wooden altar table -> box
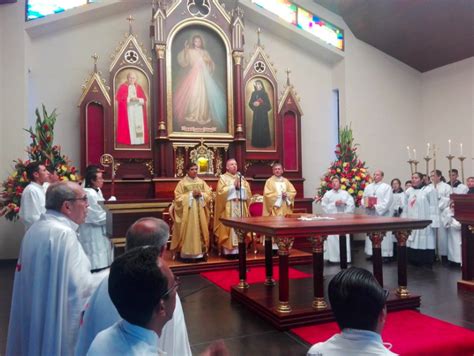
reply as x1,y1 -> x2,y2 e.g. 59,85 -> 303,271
221,214 -> 431,329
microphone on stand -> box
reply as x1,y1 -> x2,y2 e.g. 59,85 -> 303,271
237,172 -> 243,217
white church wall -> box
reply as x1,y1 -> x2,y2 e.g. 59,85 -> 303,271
420,57 -> 474,180
0,1 -> 30,259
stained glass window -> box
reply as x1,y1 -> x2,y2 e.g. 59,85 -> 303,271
252,0 -> 297,25
27,0 -> 96,21
251,0 -> 344,51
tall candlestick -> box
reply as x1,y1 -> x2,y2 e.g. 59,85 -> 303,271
448,139 -> 452,155
426,143 -> 430,157
407,146 -> 411,159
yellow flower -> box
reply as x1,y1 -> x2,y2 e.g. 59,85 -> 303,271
341,185 -> 346,190
12,171 -> 18,177
358,191 -> 364,196
62,176 -> 69,181
348,188 -> 354,194
355,176 -> 361,181
336,168 -> 341,173
343,162 -> 349,167
321,181 -> 327,186
360,168 -> 366,173
341,177 -> 347,183
70,174 -> 76,182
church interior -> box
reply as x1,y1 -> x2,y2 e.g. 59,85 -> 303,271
0,0 -> 473,354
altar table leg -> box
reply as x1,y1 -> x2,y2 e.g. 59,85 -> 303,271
395,230 -> 411,297
276,237 -> 294,313
237,229 -> 249,289
311,236 -> 328,310
339,234 -> 348,270
369,232 -> 385,287
264,236 -> 275,286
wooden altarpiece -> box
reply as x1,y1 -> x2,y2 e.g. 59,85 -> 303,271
78,1 -> 312,247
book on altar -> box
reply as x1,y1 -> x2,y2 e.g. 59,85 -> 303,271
364,196 -> 377,208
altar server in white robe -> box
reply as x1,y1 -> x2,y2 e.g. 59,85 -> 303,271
19,161 -> 49,229
429,169 -> 452,261
363,170 -> 394,258
76,217 -> 192,356
448,169 -> 468,194
321,176 -> 354,263
441,201 -> 462,264
7,182 -> 108,356
403,172 -> 439,266
78,165 -> 114,270
389,178 -> 407,250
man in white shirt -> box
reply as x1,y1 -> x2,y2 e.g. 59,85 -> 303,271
7,182 -> 107,356
87,247 -> 177,355
19,161 -> 50,229
76,217 -> 192,356
363,170 -> 394,260
448,169 -> 468,194
307,267 -> 397,356
321,176 -> 355,263
429,170 -> 452,263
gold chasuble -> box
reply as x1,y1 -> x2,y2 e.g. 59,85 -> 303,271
263,176 -> 297,216
170,176 -> 212,257
214,172 -> 252,251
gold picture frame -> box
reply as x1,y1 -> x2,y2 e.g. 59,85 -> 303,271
166,20 -> 234,140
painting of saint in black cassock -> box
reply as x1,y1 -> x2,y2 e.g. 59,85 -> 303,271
248,79 -> 272,148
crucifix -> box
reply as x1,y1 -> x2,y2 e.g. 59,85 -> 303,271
91,53 -> 99,73
286,68 -> 291,86
127,15 -> 135,35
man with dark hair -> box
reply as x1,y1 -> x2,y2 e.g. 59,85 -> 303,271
448,169 -> 468,194
308,267 -> 397,355
75,217 -> 192,356
19,161 -> 50,228
7,182 -> 107,356
87,246 -> 176,355
466,176 -> 474,194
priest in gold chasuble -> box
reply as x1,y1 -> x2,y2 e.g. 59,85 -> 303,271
214,159 -> 252,256
171,163 -> 212,260
263,163 -> 297,217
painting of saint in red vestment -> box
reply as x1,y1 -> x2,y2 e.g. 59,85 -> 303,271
115,70 -> 150,148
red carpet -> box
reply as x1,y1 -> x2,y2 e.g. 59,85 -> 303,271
201,266 -> 311,292
291,310 -> 474,355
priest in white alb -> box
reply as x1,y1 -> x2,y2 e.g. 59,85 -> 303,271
403,172 -> 439,266
362,170 -> 394,260
429,169 -> 452,262
19,161 -> 49,229
321,176 -> 355,263
7,182 -> 108,356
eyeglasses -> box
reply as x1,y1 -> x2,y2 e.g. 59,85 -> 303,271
66,195 -> 88,202
160,276 -> 180,299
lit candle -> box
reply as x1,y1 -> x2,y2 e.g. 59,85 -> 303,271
413,148 -> 417,160
407,146 -> 411,159
448,139 -> 452,155
426,143 -> 430,157
460,143 -> 463,156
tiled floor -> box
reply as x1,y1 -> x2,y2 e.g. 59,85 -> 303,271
1,243 -> 473,355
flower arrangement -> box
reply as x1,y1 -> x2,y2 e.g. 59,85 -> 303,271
316,125 -> 371,207
0,105 -> 79,221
